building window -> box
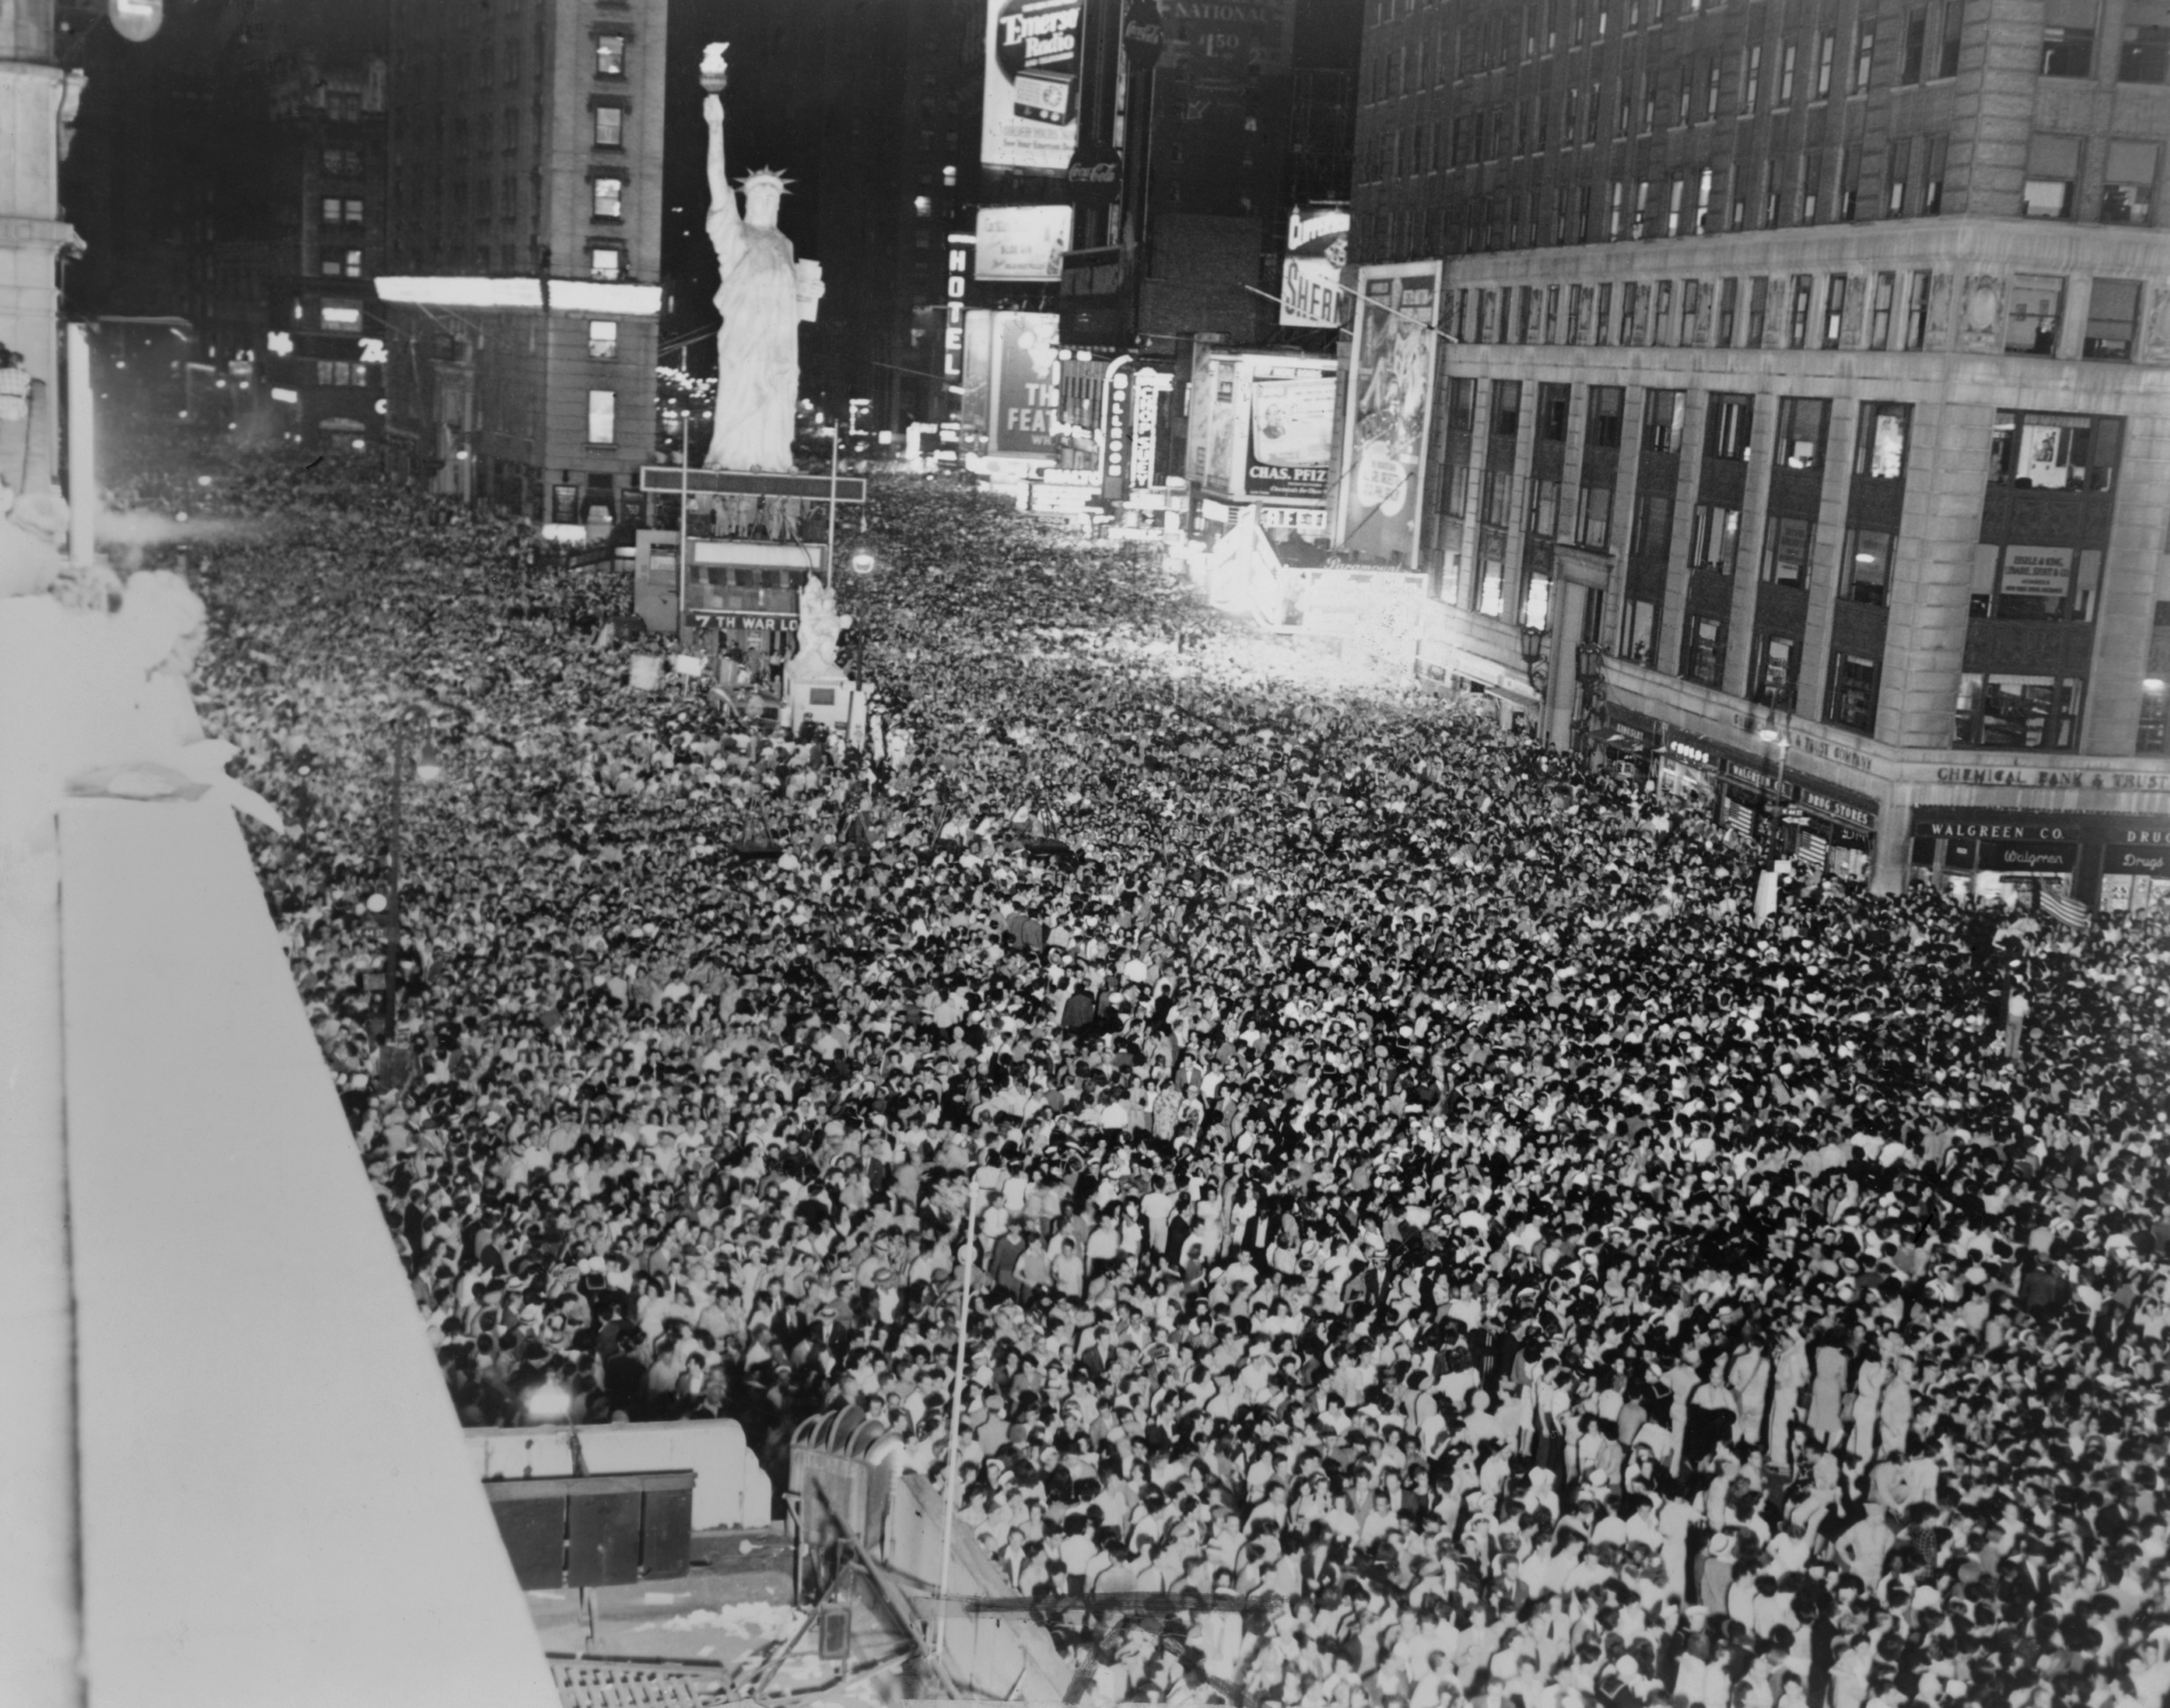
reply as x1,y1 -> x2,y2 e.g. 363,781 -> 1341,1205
322,147 -> 362,177
1743,42 -> 1762,108
1954,674 -> 2084,749
1761,515 -> 1817,585
592,177 -> 625,220
2005,273 -> 2065,354
1775,396 -> 1829,470
2138,678 -> 2169,751
321,196 -> 363,225
1717,277 -> 1738,345
1644,389 -> 1686,451
1476,531 -> 1509,615
1923,136 -> 1948,212
1620,598 -> 1658,663
588,320 -> 618,360
1527,477 -> 1562,536
1977,543 -> 2102,621
1538,383 -> 1572,441
1826,651 -> 1881,730
1869,272 -> 1897,347
1904,269 -> 1931,348
1815,29 -> 1837,95
588,243 -> 625,280
1689,502 -> 1743,571
1482,467 -> 1514,527
2102,140 -> 2158,221
587,388 -> 617,445
1493,380 -> 1523,439
1707,393 -> 1754,460
1940,0 -> 1964,73
1857,403 -> 1911,479
595,34 -> 627,76
2024,135 -> 2082,218
2125,0 -> 2170,77
1822,275 -> 1847,346
1596,282 -> 1613,344
594,105 -> 626,147
321,248 -> 363,278
1753,634 -> 1800,706
1855,23 -> 1877,88
1843,529 -> 1894,605
320,299 -> 362,331
1448,375 -> 1478,435
2083,279 -> 2141,358
1631,491 -> 1675,555
1521,564 -> 1554,629
1577,483 -> 1614,548
1779,39 -> 1798,101
1788,274 -> 1815,347
2041,0 -> 2096,73
1587,384 -> 1625,447
1988,409 -> 2120,490
1684,615 -> 1727,685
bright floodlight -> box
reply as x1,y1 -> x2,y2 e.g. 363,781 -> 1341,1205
848,547 -> 877,575
525,1382 -> 573,1423
365,892 -> 388,913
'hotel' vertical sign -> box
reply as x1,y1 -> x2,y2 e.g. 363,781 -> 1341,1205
943,234 -> 974,408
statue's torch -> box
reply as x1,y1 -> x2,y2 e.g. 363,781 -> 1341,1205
699,42 -> 729,94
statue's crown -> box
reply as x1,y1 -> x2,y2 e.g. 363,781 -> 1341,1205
739,169 -> 792,196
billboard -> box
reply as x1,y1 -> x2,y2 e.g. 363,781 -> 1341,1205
1245,371 -> 1336,497
1155,1 -> 1296,214
989,310 -> 1061,458
974,205 -> 1073,282
981,0 -> 1083,172
1337,262 -> 1440,564
1280,204 -> 1349,328
960,307 -> 995,454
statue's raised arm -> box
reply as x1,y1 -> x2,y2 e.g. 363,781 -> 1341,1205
703,90 -> 744,277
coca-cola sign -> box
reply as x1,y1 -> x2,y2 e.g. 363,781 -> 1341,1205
1065,143 -> 1121,202
1123,0 -> 1165,64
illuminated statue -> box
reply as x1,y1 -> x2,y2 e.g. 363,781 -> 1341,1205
701,44 -> 806,479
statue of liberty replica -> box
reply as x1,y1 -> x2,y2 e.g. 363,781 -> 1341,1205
699,44 -> 822,538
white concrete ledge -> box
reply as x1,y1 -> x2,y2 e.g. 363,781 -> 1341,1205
59,798 -> 559,1708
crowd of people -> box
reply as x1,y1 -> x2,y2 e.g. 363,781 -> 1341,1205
138,440 -> 2168,1707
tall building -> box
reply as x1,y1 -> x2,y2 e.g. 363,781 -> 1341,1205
0,0 -> 76,495
1349,0 -> 2170,906
382,0 -> 665,528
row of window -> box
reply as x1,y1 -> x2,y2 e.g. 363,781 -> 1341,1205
1435,268 -> 2145,362
1366,0 -> 1963,93
2024,134 -> 2161,224
2039,0 -> 2170,80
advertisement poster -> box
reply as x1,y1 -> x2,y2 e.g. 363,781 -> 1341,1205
1245,370 -> 1336,498
981,0 -> 1082,172
1999,545 -> 2073,598
1337,262 -> 1440,564
959,308 -> 995,455
1280,204 -> 1349,328
974,205 -> 1073,282
1156,1 -> 1296,214
989,310 -> 1061,458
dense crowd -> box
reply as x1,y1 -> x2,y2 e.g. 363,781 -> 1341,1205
141,443 -> 2170,1708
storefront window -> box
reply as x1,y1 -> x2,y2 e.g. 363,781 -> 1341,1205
1826,649 -> 1880,730
1842,529 -> 1893,603
1953,672 -> 2085,748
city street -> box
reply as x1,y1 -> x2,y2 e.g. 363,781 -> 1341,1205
149,448 -> 2170,1707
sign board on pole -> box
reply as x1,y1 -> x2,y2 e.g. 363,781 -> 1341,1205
973,205 -> 1073,282
1280,204 -> 1349,328
981,0 -> 1083,172
1337,262 -> 1441,566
